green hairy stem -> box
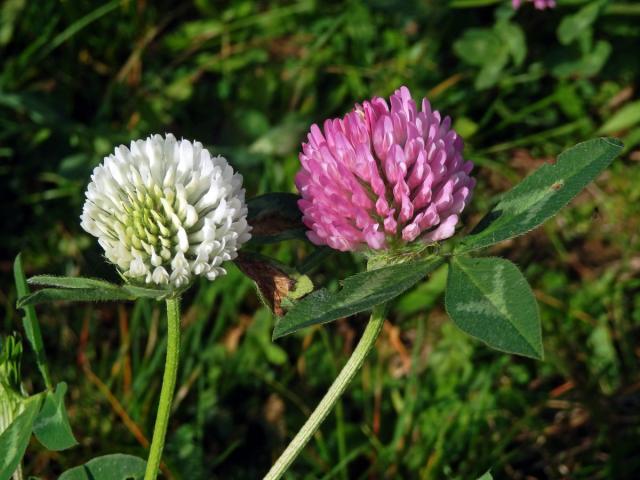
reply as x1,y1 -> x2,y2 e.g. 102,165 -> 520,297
263,303 -> 388,480
144,297 -> 181,480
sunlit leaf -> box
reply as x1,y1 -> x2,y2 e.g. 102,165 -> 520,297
33,382 -> 77,451
445,256 -> 542,359
0,395 -> 43,480
27,275 -> 120,290
273,257 -> 444,339
17,287 -> 135,308
457,138 -> 623,253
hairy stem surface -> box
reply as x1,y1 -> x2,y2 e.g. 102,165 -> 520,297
263,304 -> 387,480
144,297 -> 181,480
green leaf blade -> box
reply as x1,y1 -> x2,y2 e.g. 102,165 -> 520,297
273,257 -> 444,339
28,275 -> 120,290
33,382 -> 78,451
457,138 -> 623,254
0,395 -> 43,480
445,257 -> 543,360
13,254 -> 52,389
17,287 -> 135,308
59,454 -> 146,480
122,285 -> 171,300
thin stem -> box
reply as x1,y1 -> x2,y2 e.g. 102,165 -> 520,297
144,297 -> 181,480
263,304 -> 387,480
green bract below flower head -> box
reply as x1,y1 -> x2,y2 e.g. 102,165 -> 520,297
81,134 -> 252,289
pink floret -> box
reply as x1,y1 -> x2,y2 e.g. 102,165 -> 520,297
295,86 -> 476,252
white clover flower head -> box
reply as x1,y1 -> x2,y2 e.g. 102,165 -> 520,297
81,133 -> 252,289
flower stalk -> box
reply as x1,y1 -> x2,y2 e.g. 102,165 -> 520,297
144,297 -> 181,480
263,302 -> 388,480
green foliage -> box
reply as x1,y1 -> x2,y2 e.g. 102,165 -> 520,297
396,264 -> 448,316
13,254 -> 52,389
552,1 -> 611,79
454,16 -> 527,89
17,287 -> 136,307
273,257 -> 444,339
18,275 -> 176,307
446,257 -> 542,359
2,0 -> 640,478
557,1 -> 603,45
457,138 -> 622,253
33,382 -> 78,451
0,334 -> 23,390
28,275 -> 122,290
59,454 -> 146,480
0,395 -> 43,480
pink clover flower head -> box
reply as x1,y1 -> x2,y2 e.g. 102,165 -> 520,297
512,0 -> 556,10
295,86 -> 476,252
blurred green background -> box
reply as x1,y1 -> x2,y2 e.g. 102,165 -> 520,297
2,0 -> 640,478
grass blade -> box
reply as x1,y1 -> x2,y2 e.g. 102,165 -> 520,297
13,253 -> 53,390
